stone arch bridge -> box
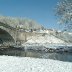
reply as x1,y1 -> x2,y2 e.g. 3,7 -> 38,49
0,22 -> 27,46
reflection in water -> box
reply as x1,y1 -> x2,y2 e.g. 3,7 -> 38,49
0,47 -> 72,62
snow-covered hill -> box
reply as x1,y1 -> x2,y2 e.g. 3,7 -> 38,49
22,30 -> 72,45
26,34 -> 65,44
52,31 -> 72,43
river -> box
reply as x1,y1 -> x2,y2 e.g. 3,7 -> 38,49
0,47 -> 72,62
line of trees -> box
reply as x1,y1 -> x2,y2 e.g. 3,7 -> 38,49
0,16 -> 44,30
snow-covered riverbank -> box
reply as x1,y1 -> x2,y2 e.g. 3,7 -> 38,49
0,56 -> 72,72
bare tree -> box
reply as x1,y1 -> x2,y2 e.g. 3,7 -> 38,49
56,0 -> 72,31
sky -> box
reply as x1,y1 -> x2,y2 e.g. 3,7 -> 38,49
0,0 -> 63,30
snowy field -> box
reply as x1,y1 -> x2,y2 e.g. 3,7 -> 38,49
0,56 -> 72,72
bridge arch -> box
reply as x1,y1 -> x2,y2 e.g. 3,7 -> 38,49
0,22 -> 16,45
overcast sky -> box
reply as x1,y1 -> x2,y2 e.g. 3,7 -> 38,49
0,0 -> 63,30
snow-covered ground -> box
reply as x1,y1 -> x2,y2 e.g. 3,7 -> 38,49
0,56 -> 72,72
25,34 -> 64,44
21,34 -> 72,50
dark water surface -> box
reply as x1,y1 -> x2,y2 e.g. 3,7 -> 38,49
0,47 -> 72,62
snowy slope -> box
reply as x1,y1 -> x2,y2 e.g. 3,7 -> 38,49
0,56 -> 72,72
54,32 -> 72,43
25,34 -> 65,44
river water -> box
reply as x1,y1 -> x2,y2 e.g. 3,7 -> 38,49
0,47 -> 72,62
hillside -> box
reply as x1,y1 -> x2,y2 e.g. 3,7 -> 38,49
25,33 -> 65,44
52,31 -> 72,43
0,16 -> 72,44
21,30 -> 72,46
0,16 -> 44,30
